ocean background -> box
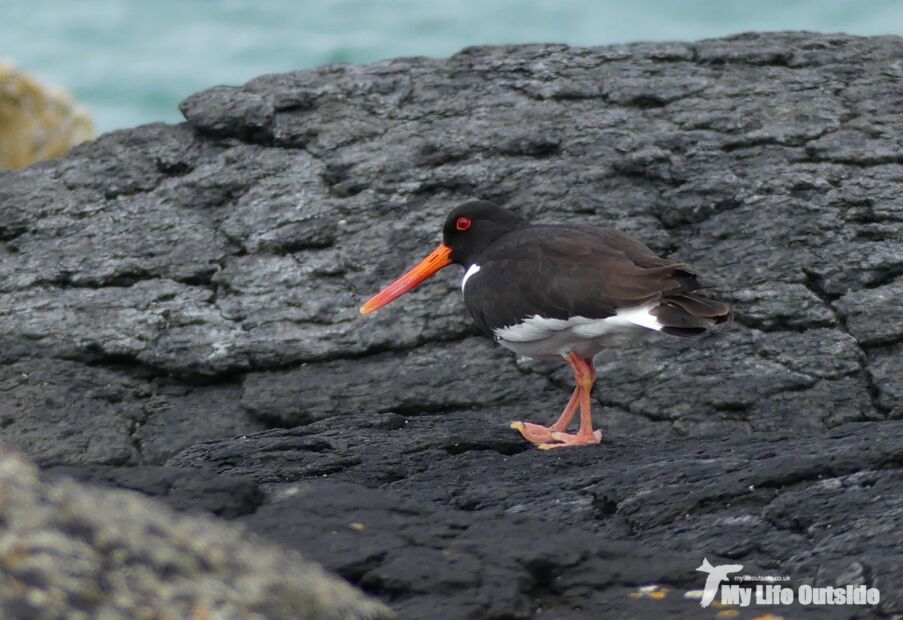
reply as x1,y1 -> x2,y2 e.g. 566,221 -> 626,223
3,0 -> 902,133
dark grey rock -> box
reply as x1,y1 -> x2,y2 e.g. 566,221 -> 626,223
0,359 -> 266,467
836,278 -> 903,347
240,337 -> 559,426
868,343 -> 903,418
46,464 -> 264,518
165,414 -> 902,619
1,31 -> 902,618
134,384 -> 266,464
0,359 -> 141,466
180,85 -> 275,143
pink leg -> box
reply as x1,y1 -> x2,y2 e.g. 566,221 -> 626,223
511,387 -> 580,444
539,354 -> 602,449
511,355 -> 602,448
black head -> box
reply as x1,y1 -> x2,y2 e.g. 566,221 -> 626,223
442,200 -> 529,267
359,200 -> 528,316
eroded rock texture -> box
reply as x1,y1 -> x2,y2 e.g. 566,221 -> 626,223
1,32 -> 902,618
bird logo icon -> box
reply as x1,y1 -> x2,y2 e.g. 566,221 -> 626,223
696,558 -> 744,607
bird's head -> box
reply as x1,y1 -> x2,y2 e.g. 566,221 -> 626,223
440,200 -> 528,267
359,200 -> 527,315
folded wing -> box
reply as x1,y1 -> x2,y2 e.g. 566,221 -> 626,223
463,225 -> 731,337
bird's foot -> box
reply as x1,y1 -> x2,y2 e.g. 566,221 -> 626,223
510,421 -> 558,444
537,429 -> 603,450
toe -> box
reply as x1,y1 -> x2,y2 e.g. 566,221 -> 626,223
541,430 -> 602,448
511,421 -> 554,444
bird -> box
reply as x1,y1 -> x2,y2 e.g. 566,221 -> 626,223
360,200 -> 731,449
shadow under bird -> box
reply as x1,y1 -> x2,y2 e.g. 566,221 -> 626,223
360,200 -> 731,449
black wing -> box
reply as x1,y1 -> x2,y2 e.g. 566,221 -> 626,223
462,225 -> 707,334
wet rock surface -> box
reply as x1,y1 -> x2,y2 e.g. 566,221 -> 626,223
1,32 -> 902,618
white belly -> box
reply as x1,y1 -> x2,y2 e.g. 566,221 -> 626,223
492,303 -> 663,360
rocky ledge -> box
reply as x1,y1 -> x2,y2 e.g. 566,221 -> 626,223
1,32 -> 902,619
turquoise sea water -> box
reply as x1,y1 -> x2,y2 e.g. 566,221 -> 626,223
2,0 -> 902,132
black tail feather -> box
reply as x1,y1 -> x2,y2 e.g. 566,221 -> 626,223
652,293 -> 732,338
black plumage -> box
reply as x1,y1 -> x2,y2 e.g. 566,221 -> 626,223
449,211 -> 731,338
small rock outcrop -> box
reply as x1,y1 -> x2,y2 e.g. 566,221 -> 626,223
1,32 -> 901,618
0,62 -> 94,170
0,448 -> 393,620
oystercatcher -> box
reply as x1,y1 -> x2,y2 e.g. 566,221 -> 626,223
360,200 -> 731,449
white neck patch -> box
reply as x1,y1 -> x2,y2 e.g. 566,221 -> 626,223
462,264 -> 481,291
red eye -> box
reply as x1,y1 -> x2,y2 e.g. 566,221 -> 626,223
456,216 -> 472,231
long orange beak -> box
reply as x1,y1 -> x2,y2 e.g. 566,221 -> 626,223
360,244 -> 454,316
